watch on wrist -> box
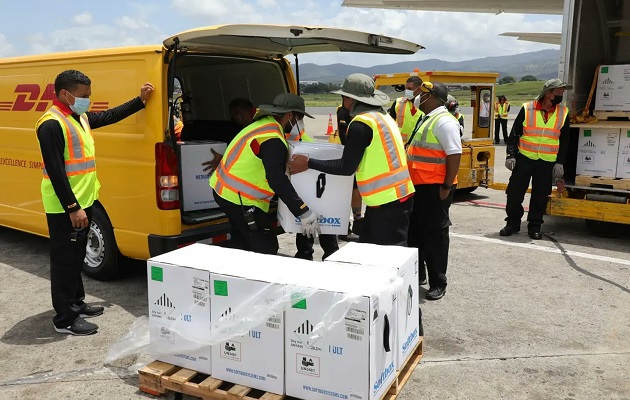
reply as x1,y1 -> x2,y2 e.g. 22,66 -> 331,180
441,183 -> 453,190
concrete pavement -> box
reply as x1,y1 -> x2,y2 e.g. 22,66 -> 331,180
0,109 -> 628,399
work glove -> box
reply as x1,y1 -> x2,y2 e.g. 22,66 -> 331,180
552,163 -> 564,181
505,157 -> 516,171
299,210 -> 320,239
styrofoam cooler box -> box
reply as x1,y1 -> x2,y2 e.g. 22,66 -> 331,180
595,64 -> 630,111
325,243 -> 420,370
210,273 -> 285,394
616,129 -> 630,179
179,141 -> 227,211
284,262 -> 398,400
278,142 -> 353,235
576,128 -> 620,177
147,261 -> 212,374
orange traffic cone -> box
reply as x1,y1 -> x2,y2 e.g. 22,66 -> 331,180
326,114 -> 334,135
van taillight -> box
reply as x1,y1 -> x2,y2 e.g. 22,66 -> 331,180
155,143 -> 180,210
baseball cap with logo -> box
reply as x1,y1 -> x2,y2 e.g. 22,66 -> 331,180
537,78 -> 573,99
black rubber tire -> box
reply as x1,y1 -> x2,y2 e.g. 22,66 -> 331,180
584,219 -> 626,238
455,186 -> 478,195
82,202 -> 120,280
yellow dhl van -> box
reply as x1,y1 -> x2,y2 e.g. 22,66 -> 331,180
0,24 -> 421,280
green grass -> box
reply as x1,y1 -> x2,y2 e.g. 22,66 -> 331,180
303,81 -> 544,108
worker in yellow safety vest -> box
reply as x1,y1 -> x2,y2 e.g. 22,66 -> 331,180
209,93 -> 320,254
406,81 -> 462,301
388,76 -> 425,143
445,94 -> 464,136
36,69 -> 154,335
289,73 -> 415,246
494,95 -> 511,144
501,79 -> 572,240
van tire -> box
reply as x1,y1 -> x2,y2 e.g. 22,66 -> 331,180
584,219 -> 625,238
83,202 -> 120,281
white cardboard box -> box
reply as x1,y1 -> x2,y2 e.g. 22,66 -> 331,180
278,142 -> 353,235
284,262 -> 398,400
575,128 -> 620,177
179,141 -> 227,212
325,243 -> 420,370
595,64 -> 630,112
616,128 -> 630,179
210,273 -> 285,394
147,261 -> 212,374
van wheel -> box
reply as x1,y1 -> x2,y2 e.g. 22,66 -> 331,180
83,203 -> 120,281
584,219 -> 625,238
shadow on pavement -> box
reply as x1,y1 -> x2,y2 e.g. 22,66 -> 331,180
0,226 -> 149,320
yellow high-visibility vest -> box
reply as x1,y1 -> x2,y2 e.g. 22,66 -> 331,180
352,111 -> 414,206
519,101 -> 568,162
395,97 -> 424,143
36,106 -> 99,214
209,116 -> 287,212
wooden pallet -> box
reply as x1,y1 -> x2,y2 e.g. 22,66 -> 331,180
593,110 -> 630,120
138,337 -> 424,400
575,175 -> 630,191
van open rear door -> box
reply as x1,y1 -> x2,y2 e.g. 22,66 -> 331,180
163,24 -> 423,57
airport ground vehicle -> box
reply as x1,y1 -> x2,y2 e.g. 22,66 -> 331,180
374,70 -> 499,193
0,24 -> 421,279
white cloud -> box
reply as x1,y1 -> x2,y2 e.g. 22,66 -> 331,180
172,0 -> 256,18
0,33 -> 15,57
257,0 -> 278,8
73,12 -> 93,26
116,15 -> 151,30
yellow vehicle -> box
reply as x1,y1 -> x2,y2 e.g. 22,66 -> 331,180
374,70 -> 499,193
0,24 -> 421,279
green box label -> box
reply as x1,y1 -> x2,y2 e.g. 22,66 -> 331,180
151,266 -> 163,282
601,66 -> 609,74
627,130 -> 630,138
584,130 -> 592,137
214,280 -> 228,296
292,299 -> 307,309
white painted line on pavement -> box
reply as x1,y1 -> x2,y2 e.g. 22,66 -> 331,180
451,233 -> 630,267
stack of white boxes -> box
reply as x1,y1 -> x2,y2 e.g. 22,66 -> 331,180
575,127 -> 621,178
146,243 -> 419,399
277,142 -> 354,235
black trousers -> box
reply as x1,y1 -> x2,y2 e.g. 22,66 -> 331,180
213,190 -> 279,255
505,154 -> 554,231
295,234 -> 339,261
47,207 -> 92,328
360,197 -> 413,246
494,118 -> 508,142
408,184 -> 455,289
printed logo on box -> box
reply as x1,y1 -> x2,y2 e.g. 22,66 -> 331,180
372,362 -> 395,395
582,140 -> 596,148
297,353 -> 320,377
295,215 -> 343,227
221,340 -> 242,361
158,326 -> 175,344
581,155 -> 594,165
152,293 -> 177,320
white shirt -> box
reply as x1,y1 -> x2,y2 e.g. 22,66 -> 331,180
480,101 -> 490,118
426,106 -> 463,156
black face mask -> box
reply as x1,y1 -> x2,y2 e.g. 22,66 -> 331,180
550,96 -> 563,106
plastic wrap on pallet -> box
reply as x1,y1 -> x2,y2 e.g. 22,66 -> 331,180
105,244 -> 402,373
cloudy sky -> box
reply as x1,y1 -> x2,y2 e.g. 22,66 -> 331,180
0,0 -> 562,66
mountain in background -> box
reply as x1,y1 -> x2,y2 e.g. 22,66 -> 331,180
296,49 -> 560,83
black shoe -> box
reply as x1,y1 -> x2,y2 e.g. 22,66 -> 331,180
499,225 -> 520,236
528,231 -> 542,240
419,277 -> 427,286
426,287 -> 446,300
79,305 -> 104,318
494,140 -> 499,145
54,317 -> 98,335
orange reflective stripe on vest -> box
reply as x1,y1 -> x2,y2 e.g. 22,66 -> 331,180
42,107 -> 96,179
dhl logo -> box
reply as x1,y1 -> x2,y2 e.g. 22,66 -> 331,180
0,84 -> 108,112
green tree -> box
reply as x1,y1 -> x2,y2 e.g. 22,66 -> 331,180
499,76 -> 516,85
520,75 -> 538,82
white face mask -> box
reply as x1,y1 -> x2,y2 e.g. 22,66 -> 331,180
404,89 -> 415,100
289,119 -> 306,140
413,93 -> 429,109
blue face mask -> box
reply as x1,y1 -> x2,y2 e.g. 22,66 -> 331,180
67,92 -> 91,115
